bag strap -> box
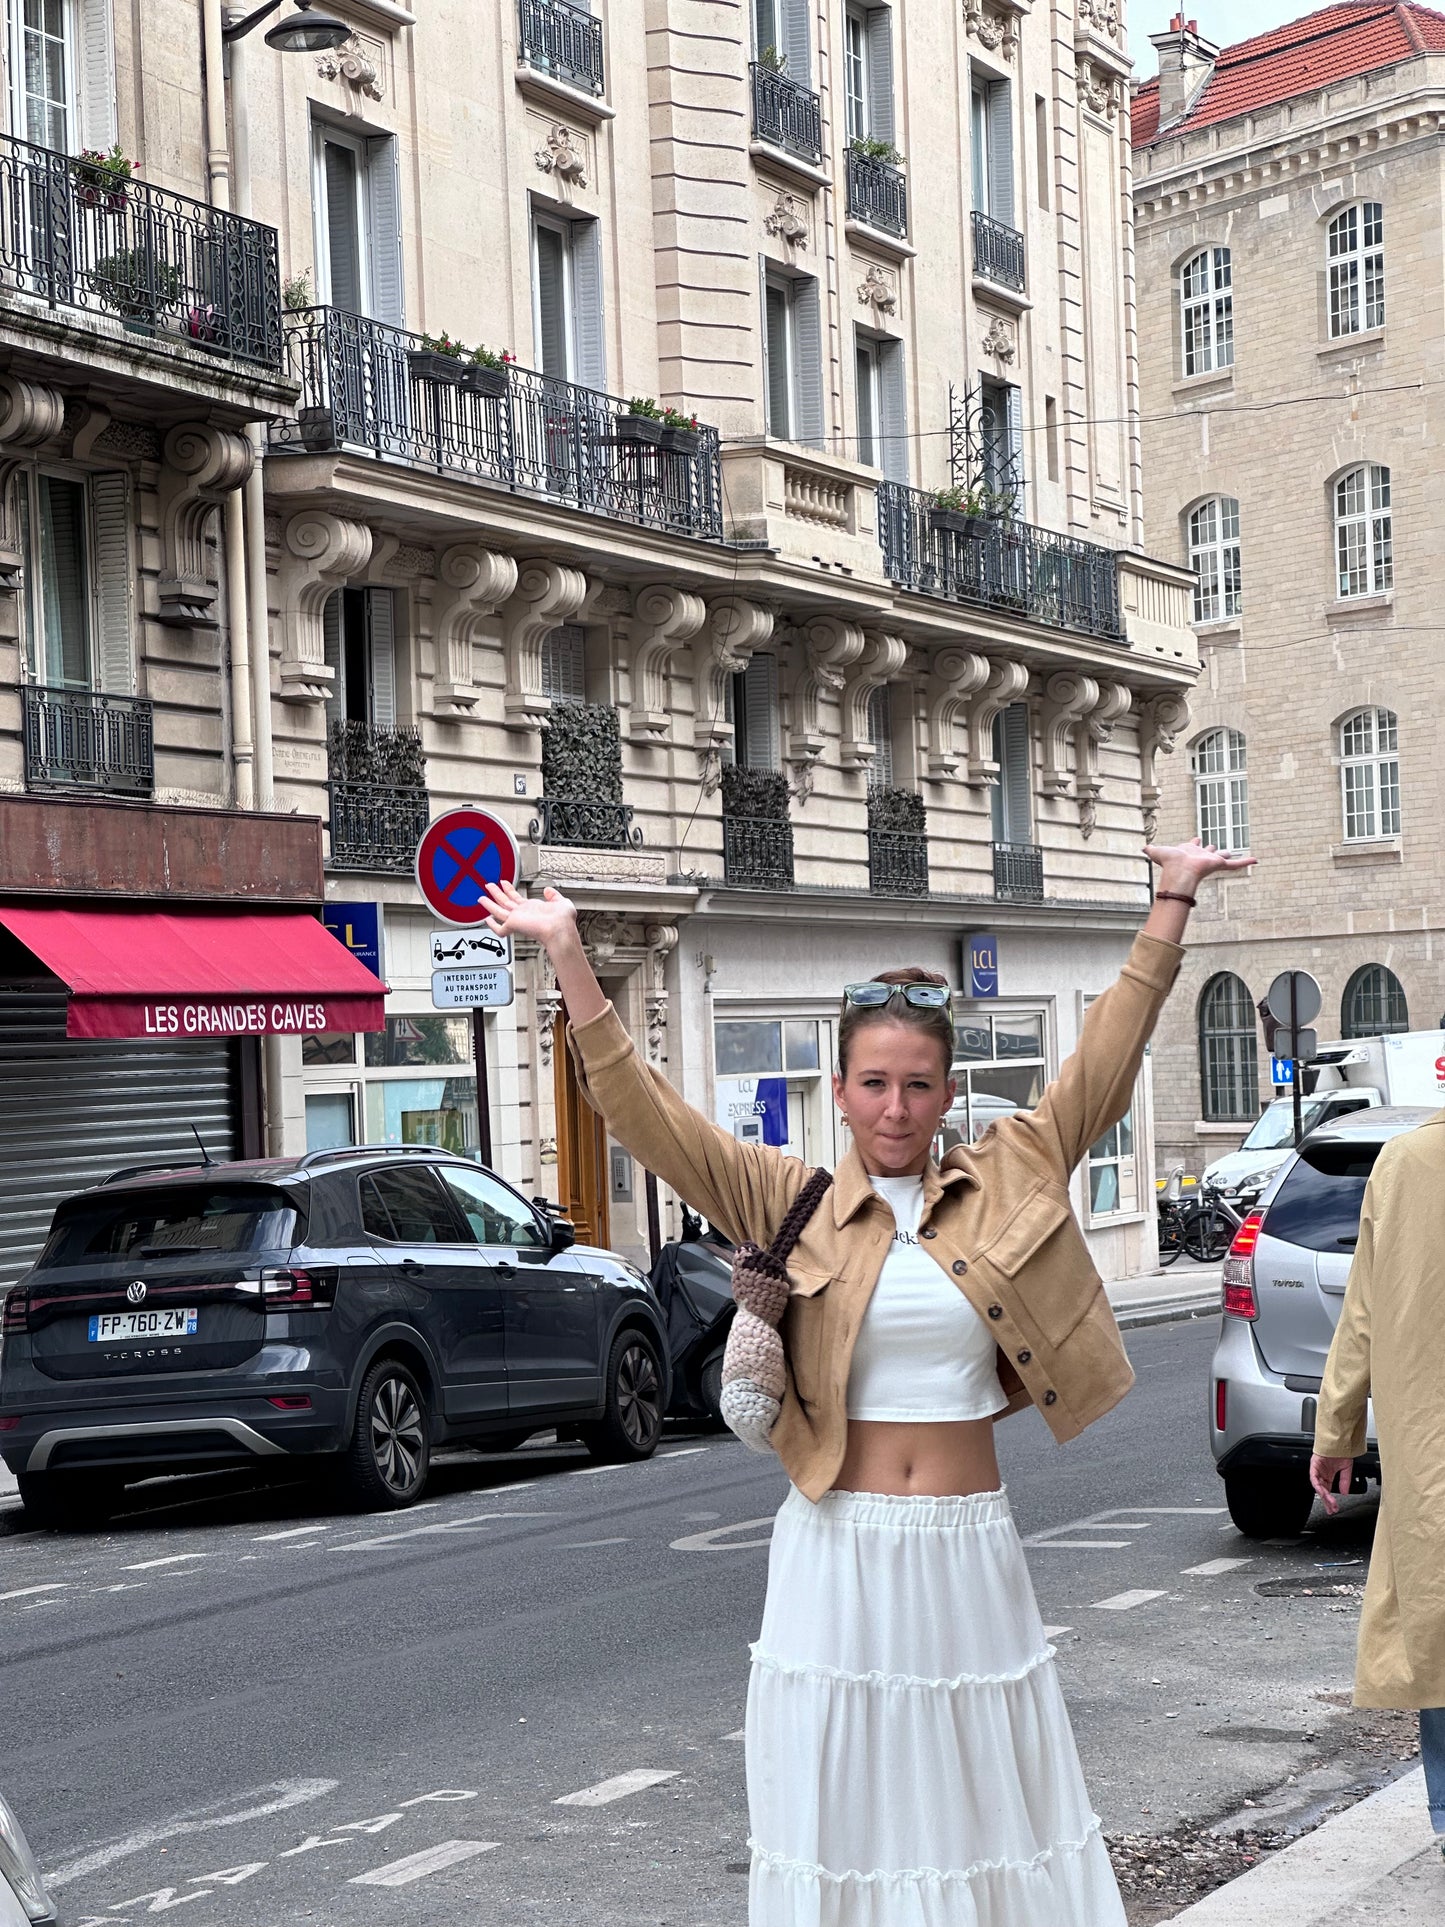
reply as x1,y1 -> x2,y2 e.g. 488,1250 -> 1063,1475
766,1167 -> 833,1266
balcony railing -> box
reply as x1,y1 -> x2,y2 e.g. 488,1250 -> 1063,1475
971,210 -> 1026,293
846,147 -> 907,238
993,840 -> 1044,902
723,815 -> 795,890
276,308 -> 724,542
869,828 -> 929,896
0,129 -> 281,368
530,796 -> 641,849
22,685 -> 154,796
518,0 -> 605,95
877,481 -> 1124,641
750,64 -> 823,165
326,721 -> 429,873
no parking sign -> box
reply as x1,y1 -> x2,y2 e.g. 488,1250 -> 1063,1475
414,808 -> 520,928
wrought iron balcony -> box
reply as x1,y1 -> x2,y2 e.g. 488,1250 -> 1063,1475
723,814 -> 795,890
276,308 -> 723,542
529,796 -> 641,849
518,0 -> 605,95
531,701 -> 639,848
22,685 -> 154,797
0,128 -> 281,368
993,840 -> 1044,902
750,64 -> 823,165
326,720 -> 429,873
877,481 -> 1124,641
867,785 -> 928,896
971,210 -> 1026,293
846,147 -> 907,239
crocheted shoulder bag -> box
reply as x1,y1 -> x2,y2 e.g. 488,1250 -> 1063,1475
719,1167 -> 833,1450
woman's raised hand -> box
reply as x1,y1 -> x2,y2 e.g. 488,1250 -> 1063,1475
483,880 -> 579,952
1143,835 -> 1257,891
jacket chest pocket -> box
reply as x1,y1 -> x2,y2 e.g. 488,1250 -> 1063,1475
781,1262 -> 831,1404
977,1188 -> 1098,1347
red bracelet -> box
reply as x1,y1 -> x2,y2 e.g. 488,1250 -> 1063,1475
1155,889 -> 1197,907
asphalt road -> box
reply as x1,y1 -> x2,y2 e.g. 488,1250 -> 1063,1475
0,1317 -> 1385,1927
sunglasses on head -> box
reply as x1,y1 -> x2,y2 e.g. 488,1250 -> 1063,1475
842,981 -> 952,1010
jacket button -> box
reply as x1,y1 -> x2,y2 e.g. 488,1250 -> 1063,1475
920,1226 -> 937,1239
1017,1349 -> 1032,1365
1043,1389 -> 1057,1406
951,1258 -> 968,1275
987,1303 -> 1003,1320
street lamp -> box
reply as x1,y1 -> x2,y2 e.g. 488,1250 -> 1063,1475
222,0 -> 351,51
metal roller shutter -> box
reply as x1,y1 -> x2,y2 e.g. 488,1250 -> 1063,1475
0,993 -> 240,1289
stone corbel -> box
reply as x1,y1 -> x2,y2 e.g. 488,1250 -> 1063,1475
502,560 -> 589,726
693,597 -> 773,789
629,584 -> 706,739
1041,670 -> 1101,799
1139,692 -> 1191,842
840,631 -> 907,772
644,921 -> 679,1063
277,511 -> 373,703
1075,683 -> 1132,839
965,659 -> 1030,784
156,423 -> 253,627
925,649 -> 992,779
787,616 -> 865,797
0,382 -> 58,583
431,543 -> 519,716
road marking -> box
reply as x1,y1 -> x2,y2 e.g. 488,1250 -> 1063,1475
329,1511 -> 555,1550
554,1769 -> 679,1807
0,1582 -> 67,1600
571,1463 -> 629,1475
671,1516 -> 775,1553
1023,1503 -> 1227,1548
660,1447 -> 710,1459
45,1779 -> 338,1890
120,1553 -> 207,1571
349,1840 -> 499,1887
724,1729 -> 746,1742
1075,1521 -> 1151,1531
253,1525 -> 331,1541
560,1537 -> 632,1548
1182,1556 -> 1253,1577
1028,1539 -> 1133,1549
1042,1624 -> 1073,1638
1091,1589 -> 1168,1611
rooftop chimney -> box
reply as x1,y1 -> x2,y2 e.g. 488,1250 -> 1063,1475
1149,14 -> 1219,128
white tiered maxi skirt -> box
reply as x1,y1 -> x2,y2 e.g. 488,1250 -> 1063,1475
745,1486 -> 1126,1927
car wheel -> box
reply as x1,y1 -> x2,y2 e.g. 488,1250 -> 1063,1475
1157,1215 -> 1185,1267
343,1358 -> 430,1510
1224,1468 -> 1315,1539
699,1350 -> 726,1428
17,1471 -> 122,1532
582,1331 -> 665,1463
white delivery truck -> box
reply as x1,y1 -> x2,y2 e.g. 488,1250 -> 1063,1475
1201,1029 -> 1445,1203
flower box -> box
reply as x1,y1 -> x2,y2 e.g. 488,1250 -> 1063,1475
463,363 -> 510,398
660,425 -> 701,455
407,349 -> 468,386
927,507 -> 984,539
298,406 -> 337,452
612,412 -> 669,447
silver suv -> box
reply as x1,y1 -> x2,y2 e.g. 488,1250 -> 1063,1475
1208,1106 -> 1437,1538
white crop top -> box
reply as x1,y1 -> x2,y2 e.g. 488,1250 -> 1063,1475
845,1174 -> 1007,1423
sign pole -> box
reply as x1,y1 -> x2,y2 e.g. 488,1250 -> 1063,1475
1290,974 -> 1303,1149
472,1006 -> 493,1167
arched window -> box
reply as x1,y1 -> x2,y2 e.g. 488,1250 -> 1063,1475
1338,706 -> 1400,841
1328,202 -> 1384,338
1190,727 -> 1249,852
1342,965 -> 1408,1039
1199,972 -> 1258,1123
1180,247 -> 1233,376
1334,465 -> 1392,598
1187,497 -> 1241,622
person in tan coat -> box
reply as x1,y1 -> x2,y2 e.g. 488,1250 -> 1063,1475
486,835 -> 1250,1927
1311,1114 -> 1445,1863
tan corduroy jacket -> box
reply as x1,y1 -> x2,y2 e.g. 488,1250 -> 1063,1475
569,930 -> 1184,1501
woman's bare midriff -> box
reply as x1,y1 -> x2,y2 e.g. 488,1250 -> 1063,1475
831,1417 -> 1001,1497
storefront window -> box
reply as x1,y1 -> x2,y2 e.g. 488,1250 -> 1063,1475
364,1016 -> 472,1069
364,1076 -> 478,1155
303,1033 -> 357,1068
716,1018 -> 820,1075
713,1016 -> 826,1157
305,1091 -> 355,1151
941,1010 -> 1047,1150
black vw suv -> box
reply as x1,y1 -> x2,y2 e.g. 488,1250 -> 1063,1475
0,1146 -> 669,1529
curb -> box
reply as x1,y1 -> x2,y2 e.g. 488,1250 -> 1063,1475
1113,1291 -> 1221,1331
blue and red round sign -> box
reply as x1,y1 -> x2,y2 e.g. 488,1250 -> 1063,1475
414,808 -> 521,927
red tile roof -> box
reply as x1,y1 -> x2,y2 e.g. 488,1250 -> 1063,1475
1132,2 -> 1445,145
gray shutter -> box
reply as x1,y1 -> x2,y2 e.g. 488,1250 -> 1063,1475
988,80 -> 1014,225
866,6 -> 894,146
543,624 -> 586,702
867,682 -> 893,786
323,142 -> 363,313
89,471 -> 132,696
744,652 -> 779,768
365,134 -> 404,326
1000,702 -> 1031,841
879,338 -> 908,482
78,0 -> 118,149
323,590 -> 344,727
762,263 -> 787,437
571,218 -> 606,391
535,222 -> 569,377
791,276 -> 824,449
781,0 -> 811,87
366,587 -> 397,729
1006,381 -> 1024,498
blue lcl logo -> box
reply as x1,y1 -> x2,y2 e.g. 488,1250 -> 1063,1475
967,934 -> 999,999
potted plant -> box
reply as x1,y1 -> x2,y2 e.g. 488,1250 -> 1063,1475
297,406 -> 337,452
407,330 -> 470,385
72,144 -> 135,211
282,270 -> 313,313
614,398 -> 701,451
848,134 -> 904,167
658,405 -> 701,453
927,484 -> 987,538
757,43 -> 787,72
464,344 -> 514,397
89,248 -> 181,325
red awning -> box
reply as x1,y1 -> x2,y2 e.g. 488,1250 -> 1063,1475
0,904 -> 387,1040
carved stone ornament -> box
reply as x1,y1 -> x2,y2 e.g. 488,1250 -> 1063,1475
0,376 -> 67,587
1139,692 -> 1191,842
630,584 -> 706,739
763,191 -> 809,250
789,616 -> 865,794
1076,56 -> 1119,119
1078,0 -> 1122,43
981,315 -> 1016,364
856,263 -> 897,318
963,0 -> 1018,62
644,922 -> 679,1064
966,660 -> 1030,783
535,124 -> 588,190
390,544 -> 437,579
503,561 -> 589,725
693,597 -> 774,773
841,631 -> 908,771
432,543 -> 520,716
156,422 -> 253,628
277,511 -> 373,703
926,649 -> 991,780
315,33 -> 383,100
93,418 -> 162,462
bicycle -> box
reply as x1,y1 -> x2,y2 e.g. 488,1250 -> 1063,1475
1180,1180 -> 1244,1262
1156,1166 -> 1188,1267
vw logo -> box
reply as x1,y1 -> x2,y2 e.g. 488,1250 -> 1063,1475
126,1280 -> 147,1305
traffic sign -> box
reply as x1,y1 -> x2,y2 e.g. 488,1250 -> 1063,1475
1272,1028 -> 1318,1064
415,809 -> 520,928
431,966 -> 515,1011
1271,1055 -> 1295,1086
430,927 -> 512,970
1265,970 -> 1321,1028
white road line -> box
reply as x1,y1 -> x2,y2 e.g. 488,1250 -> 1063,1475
570,1463 -> 629,1475
348,1840 -> 499,1887
660,1447 -> 710,1459
253,1525 -> 332,1542
0,1582 -> 67,1601
45,1778 -> 338,1890
554,1768 -> 679,1807
329,1511 -> 555,1550
1182,1556 -> 1253,1577
1090,1589 -> 1168,1612
559,1538 -> 632,1549
121,1553 -> 207,1571
724,1729 -> 746,1742
1073,1521 -> 1151,1531
1029,1539 -> 1133,1549
671,1517 -> 774,1553
1042,1624 -> 1074,1638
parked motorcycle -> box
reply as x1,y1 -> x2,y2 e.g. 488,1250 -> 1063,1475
0,1790 -> 55,1926
649,1206 -> 736,1424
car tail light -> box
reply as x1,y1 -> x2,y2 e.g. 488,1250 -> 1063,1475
1,1292 -> 27,1337
0,1415 -> 20,1432
1214,1379 -> 1227,1432
266,1394 -> 313,1410
260,1267 -> 336,1309
1221,1209 -> 1264,1319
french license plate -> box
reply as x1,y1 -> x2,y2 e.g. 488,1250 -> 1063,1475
88,1308 -> 199,1342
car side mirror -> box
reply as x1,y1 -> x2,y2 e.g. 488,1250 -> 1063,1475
548,1216 -> 576,1253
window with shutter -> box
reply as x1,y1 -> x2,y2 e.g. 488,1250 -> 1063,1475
364,134 -> 405,328
855,334 -> 879,466
366,587 -> 397,729
865,6 -> 894,147
790,276 -> 824,449
844,9 -> 867,141
781,0 -> 811,87
570,218 -> 606,392
8,0 -> 73,148
78,0 -> 117,150
986,78 -> 1014,224
317,135 -> 365,313
36,474 -> 91,689
542,624 -> 587,703
323,590 -> 344,728
867,683 -> 894,788
754,0 -> 779,57
990,703 -> 1032,843
89,470 -> 132,696
533,218 -> 572,378
878,337 -> 907,483
731,652 -> 780,769
764,273 -> 793,437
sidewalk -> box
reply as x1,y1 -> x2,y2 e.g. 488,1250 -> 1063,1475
1106,1256 -> 1222,1331
1164,1767 -> 1441,1923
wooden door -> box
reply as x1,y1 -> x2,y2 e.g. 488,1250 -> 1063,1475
554,1011 -> 610,1248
